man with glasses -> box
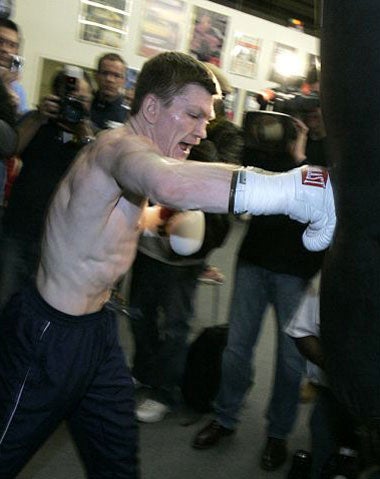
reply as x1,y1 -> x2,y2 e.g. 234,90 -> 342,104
0,18 -> 28,115
91,52 -> 129,131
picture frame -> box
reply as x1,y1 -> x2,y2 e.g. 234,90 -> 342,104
229,33 -> 261,78
78,0 -> 131,49
137,0 -> 186,58
188,6 -> 229,68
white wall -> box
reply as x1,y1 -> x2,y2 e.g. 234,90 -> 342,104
13,0 -> 319,123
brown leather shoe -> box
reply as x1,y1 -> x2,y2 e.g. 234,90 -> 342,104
192,420 -> 235,449
260,437 -> 287,471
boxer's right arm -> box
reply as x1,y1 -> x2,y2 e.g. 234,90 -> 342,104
97,130 -> 336,252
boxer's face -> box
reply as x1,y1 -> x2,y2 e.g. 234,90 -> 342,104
151,83 -> 215,160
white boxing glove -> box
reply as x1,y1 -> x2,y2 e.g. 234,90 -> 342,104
230,165 -> 336,251
167,210 -> 205,256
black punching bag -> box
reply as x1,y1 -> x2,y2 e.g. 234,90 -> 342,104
320,0 -> 380,461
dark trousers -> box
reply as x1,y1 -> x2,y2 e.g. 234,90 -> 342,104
0,286 -> 139,478
310,386 -> 358,479
129,252 -> 204,407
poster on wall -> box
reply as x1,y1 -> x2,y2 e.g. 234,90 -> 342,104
268,42 -> 304,86
306,53 -> 320,79
244,90 -> 261,112
137,0 -> 186,58
224,87 -> 239,122
229,33 -> 261,78
125,67 -> 139,108
78,0 -> 131,49
188,6 -> 229,67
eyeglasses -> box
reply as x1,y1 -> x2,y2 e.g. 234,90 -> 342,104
98,70 -> 124,80
0,36 -> 19,50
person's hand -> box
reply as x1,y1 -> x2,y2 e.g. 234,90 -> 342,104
0,66 -> 17,86
288,117 -> 309,164
71,118 -> 95,142
36,94 -> 61,122
0,67 -> 19,108
7,88 -> 19,109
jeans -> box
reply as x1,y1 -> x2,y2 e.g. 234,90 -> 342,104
129,252 -> 204,408
215,260 -> 307,438
0,235 -> 40,310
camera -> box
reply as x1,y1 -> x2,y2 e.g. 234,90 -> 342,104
243,110 -> 297,155
8,54 -> 23,72
273,90 -> 320,115
257,89 -> 320,115
59,65 -> 86,125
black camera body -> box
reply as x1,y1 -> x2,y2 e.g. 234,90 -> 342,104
257,89 -> 320,116
272,90 -> 320,115
59,65 -> 86,125
60,95 -> 86,125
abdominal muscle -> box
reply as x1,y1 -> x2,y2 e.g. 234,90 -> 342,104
36,178 -> 144,316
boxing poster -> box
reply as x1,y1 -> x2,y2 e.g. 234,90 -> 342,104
78,0 -> 131,49
229,33 -> 261,78
137,0 -> 186,58
188,6 -> 229,68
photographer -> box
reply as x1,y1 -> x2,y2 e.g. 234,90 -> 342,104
0,75 -> 16,158
0,75 -> 16,212
193,113 -> 326,472
0,18 -> 28,116
91,52 -> 129,131
0,66 -> 94,309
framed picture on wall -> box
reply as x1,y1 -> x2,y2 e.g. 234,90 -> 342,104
229,33 -> 261,78
78,0 -> 131,49
137,0 -> 186,58
188,6 -> 229,67
224,87 -> 239,122
306,53 -> 320,79
124,67 -> 139,108
268,42 -> 303,86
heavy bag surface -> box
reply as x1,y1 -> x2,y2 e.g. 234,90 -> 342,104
321,2 -> 380,421
182,325 -> 228,413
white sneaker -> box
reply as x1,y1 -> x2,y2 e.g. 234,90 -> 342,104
136,399 -> 170,423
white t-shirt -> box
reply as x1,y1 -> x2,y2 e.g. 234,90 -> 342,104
285,273 -> 327,386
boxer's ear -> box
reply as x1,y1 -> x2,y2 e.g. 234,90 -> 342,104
142,94 -> 160,124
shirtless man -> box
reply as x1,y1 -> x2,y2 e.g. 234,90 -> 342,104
0,52 -> 335,478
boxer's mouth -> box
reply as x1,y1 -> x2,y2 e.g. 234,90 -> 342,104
179,142 -> 192,153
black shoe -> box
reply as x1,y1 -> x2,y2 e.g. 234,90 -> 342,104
192,420 -> 235,450
260,437 -> 288,471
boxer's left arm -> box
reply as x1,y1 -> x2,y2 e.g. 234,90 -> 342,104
140,205 -> 205,256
